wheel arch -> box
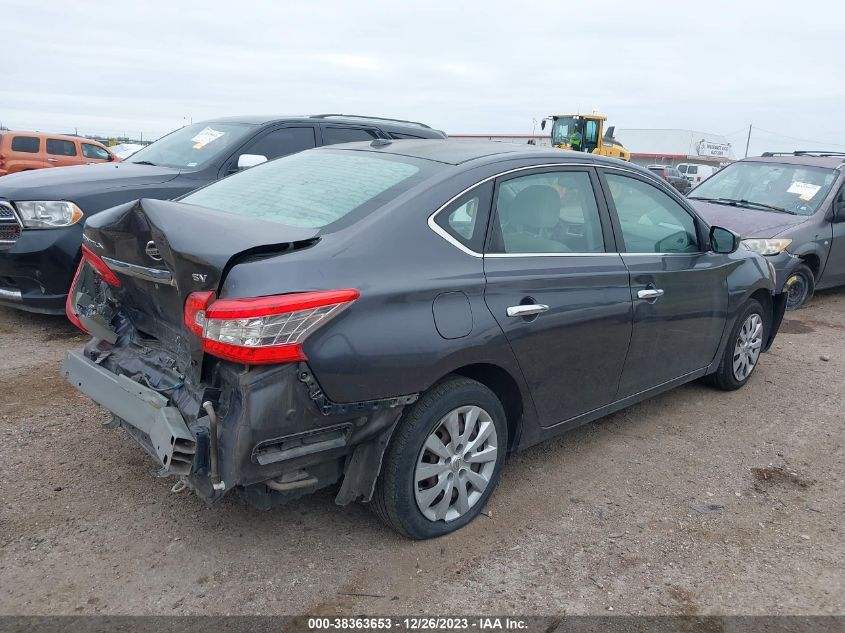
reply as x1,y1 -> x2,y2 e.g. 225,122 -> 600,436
448,362 -> 526,453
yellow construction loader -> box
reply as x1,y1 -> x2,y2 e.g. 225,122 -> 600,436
542,114 -> 630,161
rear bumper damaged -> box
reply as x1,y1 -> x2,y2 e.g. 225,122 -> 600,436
62,346 -> 417,509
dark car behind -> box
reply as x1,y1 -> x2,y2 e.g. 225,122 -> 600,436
0,114 -> 446,314
647,164 -> 692,194
62,140 -> 785,538
687,151 -> 845,309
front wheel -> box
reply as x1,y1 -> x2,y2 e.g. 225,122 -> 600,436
784,263 -> 815,310
371,377 -> 507,539
707,299 -> 766,391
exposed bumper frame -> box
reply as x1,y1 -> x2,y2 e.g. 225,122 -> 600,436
61,350 -> 196,474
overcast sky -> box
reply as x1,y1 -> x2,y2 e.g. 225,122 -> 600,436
4,0 -> 844,157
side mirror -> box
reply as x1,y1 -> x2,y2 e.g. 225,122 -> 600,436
540,119 -> 547,131
237,154 -> 267,170
606,125 -> 615,138
710,225 -> 740,254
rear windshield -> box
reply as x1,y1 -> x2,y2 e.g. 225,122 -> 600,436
181,149 -> 437,229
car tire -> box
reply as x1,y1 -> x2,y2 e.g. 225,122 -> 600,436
707,298 -> 766,391
784,263 -> 815,310
371,376 -> 508,539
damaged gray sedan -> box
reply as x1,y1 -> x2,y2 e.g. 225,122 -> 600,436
64,140 -> 785,538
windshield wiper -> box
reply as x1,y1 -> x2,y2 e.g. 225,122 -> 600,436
130,160 -> 157,166
691,197 -> 797,215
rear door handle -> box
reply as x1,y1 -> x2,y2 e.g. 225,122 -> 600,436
47,158 -> 59,162
506,304 -> 549,317
637,288 -> 665,300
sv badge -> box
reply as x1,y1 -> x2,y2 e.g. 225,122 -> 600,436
192,273 -> 208,283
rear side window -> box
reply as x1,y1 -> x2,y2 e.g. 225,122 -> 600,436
183,150 -> 433,229
491,170 -> 606,254
46,139 -> 77,156
389,132 -> 425,140
81,143 -> 110,160
687,165 -> 699,174
240,127 -> 316,160
433,181 -> 493,252
11,136 -> 40,153
322,127 -> 379,145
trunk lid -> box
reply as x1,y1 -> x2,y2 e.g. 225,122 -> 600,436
78,198 -> 320,346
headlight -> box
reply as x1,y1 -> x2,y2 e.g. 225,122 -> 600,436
741,238 -> 792,256
15,201 -> 84,229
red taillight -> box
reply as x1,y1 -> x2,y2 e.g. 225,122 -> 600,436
81,245 -> 121,287
697,176 -> 702,182
65,259 -> 89,333
184,289 -> 360,365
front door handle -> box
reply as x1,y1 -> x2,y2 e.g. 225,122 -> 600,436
507,304 -> 549,318
47,158 -> 59,162
637,288 -> 665,300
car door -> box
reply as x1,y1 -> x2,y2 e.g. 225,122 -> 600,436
598,168 -> 728,397
221,126 -> 317,175
822,183 -> 845,287
45,138 -> 80,167
483,166 -> 633,427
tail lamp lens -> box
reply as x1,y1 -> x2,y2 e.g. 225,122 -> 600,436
81,245 -> 121,287
184,289 -> 359,365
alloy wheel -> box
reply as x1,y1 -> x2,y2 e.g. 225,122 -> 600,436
414,405 -> 498,522
732,313 -> 763,381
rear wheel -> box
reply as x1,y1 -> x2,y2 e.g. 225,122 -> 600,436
784,263 -> 815,310
707,299 -> 765,391
371,377 -> 507,539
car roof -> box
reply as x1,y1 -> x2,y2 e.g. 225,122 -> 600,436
197,114 -> 446,137
325,139 -> 638,168
741,153 -> 845,169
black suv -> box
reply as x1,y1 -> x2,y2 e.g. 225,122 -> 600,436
0,114 -> 445,313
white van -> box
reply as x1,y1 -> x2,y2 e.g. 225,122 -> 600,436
678,163 -> 718,184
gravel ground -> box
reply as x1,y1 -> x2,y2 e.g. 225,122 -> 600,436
0,289 -> 842,616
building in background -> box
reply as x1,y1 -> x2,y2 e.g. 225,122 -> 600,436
613,129 -> 734,168
450,129 -> 735,169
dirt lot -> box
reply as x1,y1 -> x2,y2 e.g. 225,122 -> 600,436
0,290 -> 843,616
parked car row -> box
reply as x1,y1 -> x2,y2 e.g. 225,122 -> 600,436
3,111 -> 843,538
0,131 -> 118,176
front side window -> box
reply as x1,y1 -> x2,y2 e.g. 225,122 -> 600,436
11,136 -> 39,153
491,171 -> 605,254
689,161 -> 837,216
81,143 -> 110,160
322,127 -> 379,145
126,122 -> 256,169
182,149 -> 436,229
605,173 -> 699,253
46,139 -> 77,156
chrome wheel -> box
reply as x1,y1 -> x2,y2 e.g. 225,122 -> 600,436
732,313 -> 763,381
414,405 -> 498,522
